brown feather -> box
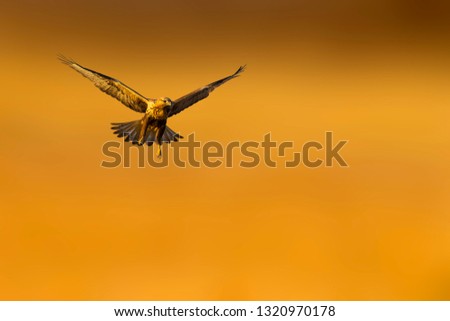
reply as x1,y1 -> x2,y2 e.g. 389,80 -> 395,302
169,65 -> 246,117
59,54 -> 150,113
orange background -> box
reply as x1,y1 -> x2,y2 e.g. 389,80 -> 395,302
1,0 -> 450,300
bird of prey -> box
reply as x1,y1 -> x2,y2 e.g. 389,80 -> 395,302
59,55 -> 245,156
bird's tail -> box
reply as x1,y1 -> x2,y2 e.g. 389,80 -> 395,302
111,120 -> 183,145
161,126 -> 184,143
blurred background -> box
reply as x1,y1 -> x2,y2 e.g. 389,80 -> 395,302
1,0 -> 450,300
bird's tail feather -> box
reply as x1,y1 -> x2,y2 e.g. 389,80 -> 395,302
161,126 -> 183,142
111,120 -> 183,145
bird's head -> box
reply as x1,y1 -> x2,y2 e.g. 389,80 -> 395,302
155,97 -> 173,113
156,97 -> 172,107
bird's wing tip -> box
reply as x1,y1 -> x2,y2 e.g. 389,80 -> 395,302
236,65 -> 246,75
57,54 -> 76,66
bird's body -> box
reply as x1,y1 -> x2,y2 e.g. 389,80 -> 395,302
59,55 -> 245,156
137,98 -> 171,146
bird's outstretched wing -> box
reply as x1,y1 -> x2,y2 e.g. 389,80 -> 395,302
169,65 -> 246,117
58,55 -> 150,113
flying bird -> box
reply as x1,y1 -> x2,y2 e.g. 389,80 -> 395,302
59,55 -> 245,156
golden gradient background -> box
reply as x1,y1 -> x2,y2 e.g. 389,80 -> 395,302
1,0 -> 450,300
